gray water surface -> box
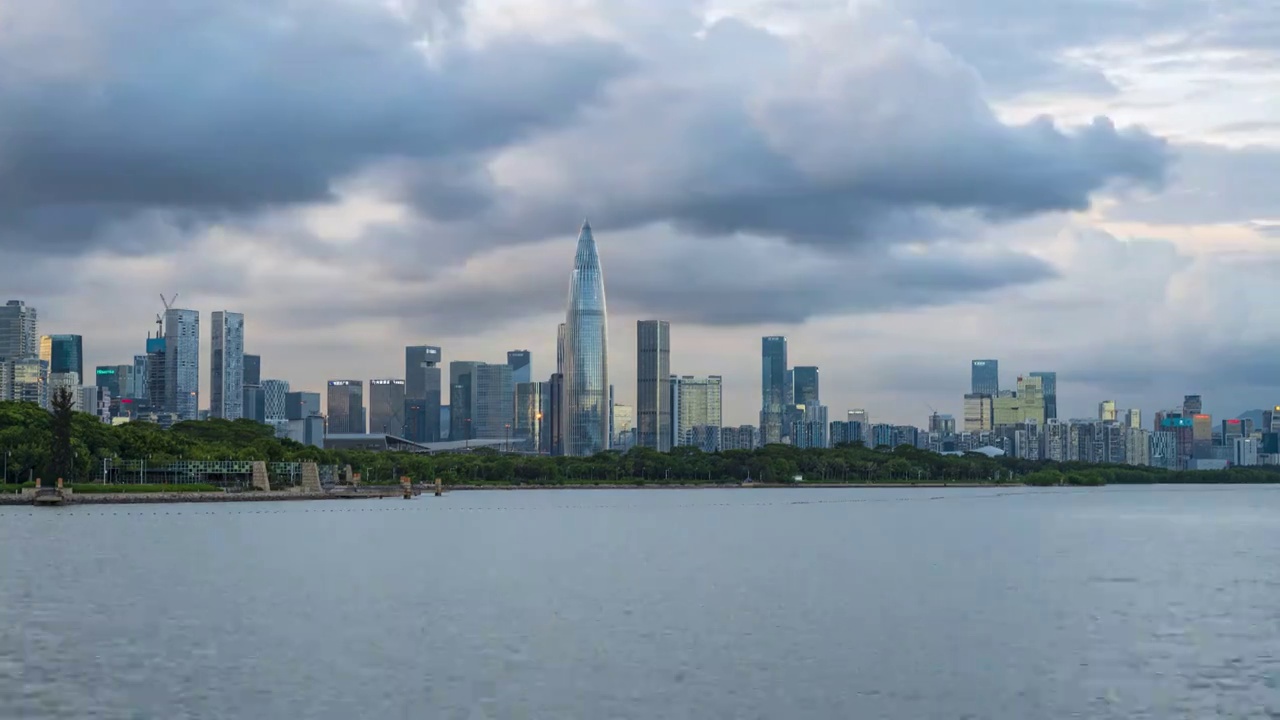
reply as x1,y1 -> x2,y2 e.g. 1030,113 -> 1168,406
3,486 -> 1279,719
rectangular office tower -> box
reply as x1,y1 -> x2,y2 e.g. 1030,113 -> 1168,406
0,300 -> 37,361
405,345 -> 442,442
164,308 -> 200,421
286,391 -> 321,420
507,350 -> 532,385
673,375 -> 723,447
326,380 -> 365,434
474,364 -> 514,439
636,320 -> 671,451
1030,371 -> 1057,420
210,311 -> 245,420
760,336 -> 788,445
369,379 -> 406,435
39,334 -> 83,380
515,381 -> 551,452
792,366 -> 820,407
242,354 -> 264,422
971,359 -> 998,396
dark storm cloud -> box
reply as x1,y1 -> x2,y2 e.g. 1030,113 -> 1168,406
467,10 -> 1170,250
0,0 -> 1173,264
0,0 -> 631,253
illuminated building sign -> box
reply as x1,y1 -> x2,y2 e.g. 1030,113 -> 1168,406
96,368 -> 116,375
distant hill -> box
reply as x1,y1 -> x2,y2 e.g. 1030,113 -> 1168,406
1237,409 -> 1266,428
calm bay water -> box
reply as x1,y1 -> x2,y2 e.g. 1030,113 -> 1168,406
2,486 -> 1280,719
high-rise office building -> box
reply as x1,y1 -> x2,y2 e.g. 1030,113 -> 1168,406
243,386 -> 266,422
1124,409 -> 1142,429
0,300 -> 37,361
5,357 -> 49,407
262,379 -> 289,428
507,350 -> 532,386
326,380 -> 364,434
674,375 -> 723,447
1030,371 -> 1057,420
556,324 -> 566,375
133,354 -> 149,403
792,366 -> 820,408
285,391 -> 321,420
242,353 -> 263,422
515,381 -> 551,452
145,336 -> 167,414
210,311 -> 245,420
405,345 -> 442,442
971,359 -> 999,396
1182,395 -> 1203,417
1098,400 -> 1117,422
561,220 -> 610,456
243,354 -> 261,387
474,363 -> 514,440
636,320 -> 671,451
163,308 -> 200,420
760,336 -> 788,444
1192,413 -> 1213,458
369,379 -> 406,435
449,361 -> 481,441
964,394 -> 993,432
548,373 -> 564,455
39,335 -> 82,380
612,403 -> 635,449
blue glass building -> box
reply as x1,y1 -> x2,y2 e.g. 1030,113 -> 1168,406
561,221 -> 610,456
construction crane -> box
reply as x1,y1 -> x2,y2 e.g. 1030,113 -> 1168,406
154,293 -> 178,337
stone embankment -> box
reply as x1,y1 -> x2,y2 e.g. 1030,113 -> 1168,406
0,491 -> 348,506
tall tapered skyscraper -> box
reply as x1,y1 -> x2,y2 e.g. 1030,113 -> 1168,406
561,220 -> 609,456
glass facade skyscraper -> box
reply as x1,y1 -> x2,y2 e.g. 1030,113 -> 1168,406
561,221 -> 609,456
405,345 -> 442,442
507,350 -> 531,386
971,359 -> 999,396
243,354 -> 261,386
792,366 -> 819,408
369,379 -> 406,435
326,380 -> 364,434
0,300 -> 37,361
1030,371 -> 1057,420
164,308 -> 200,421
449,360 -> 480,441
210,311 -> 245,420
636,320 -> 671,452
39,334 -> 82,380
474,363 -> 514,440
515,381 -> 551,452
760,336 -> 788,444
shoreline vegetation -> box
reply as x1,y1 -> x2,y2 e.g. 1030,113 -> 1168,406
3,400 -> 1280,507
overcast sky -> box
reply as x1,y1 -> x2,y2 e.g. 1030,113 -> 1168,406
4,0 -> 1279,426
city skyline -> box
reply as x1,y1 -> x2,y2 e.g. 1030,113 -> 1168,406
3,2 -> 1278,426
14,288 -> 1271,429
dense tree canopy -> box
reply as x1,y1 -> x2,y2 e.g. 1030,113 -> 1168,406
2,401 -> 1279,486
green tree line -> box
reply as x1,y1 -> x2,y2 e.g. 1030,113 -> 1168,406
3,400 -> 1279,486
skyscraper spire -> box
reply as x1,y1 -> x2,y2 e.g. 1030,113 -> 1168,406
561,220 -> 609,456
